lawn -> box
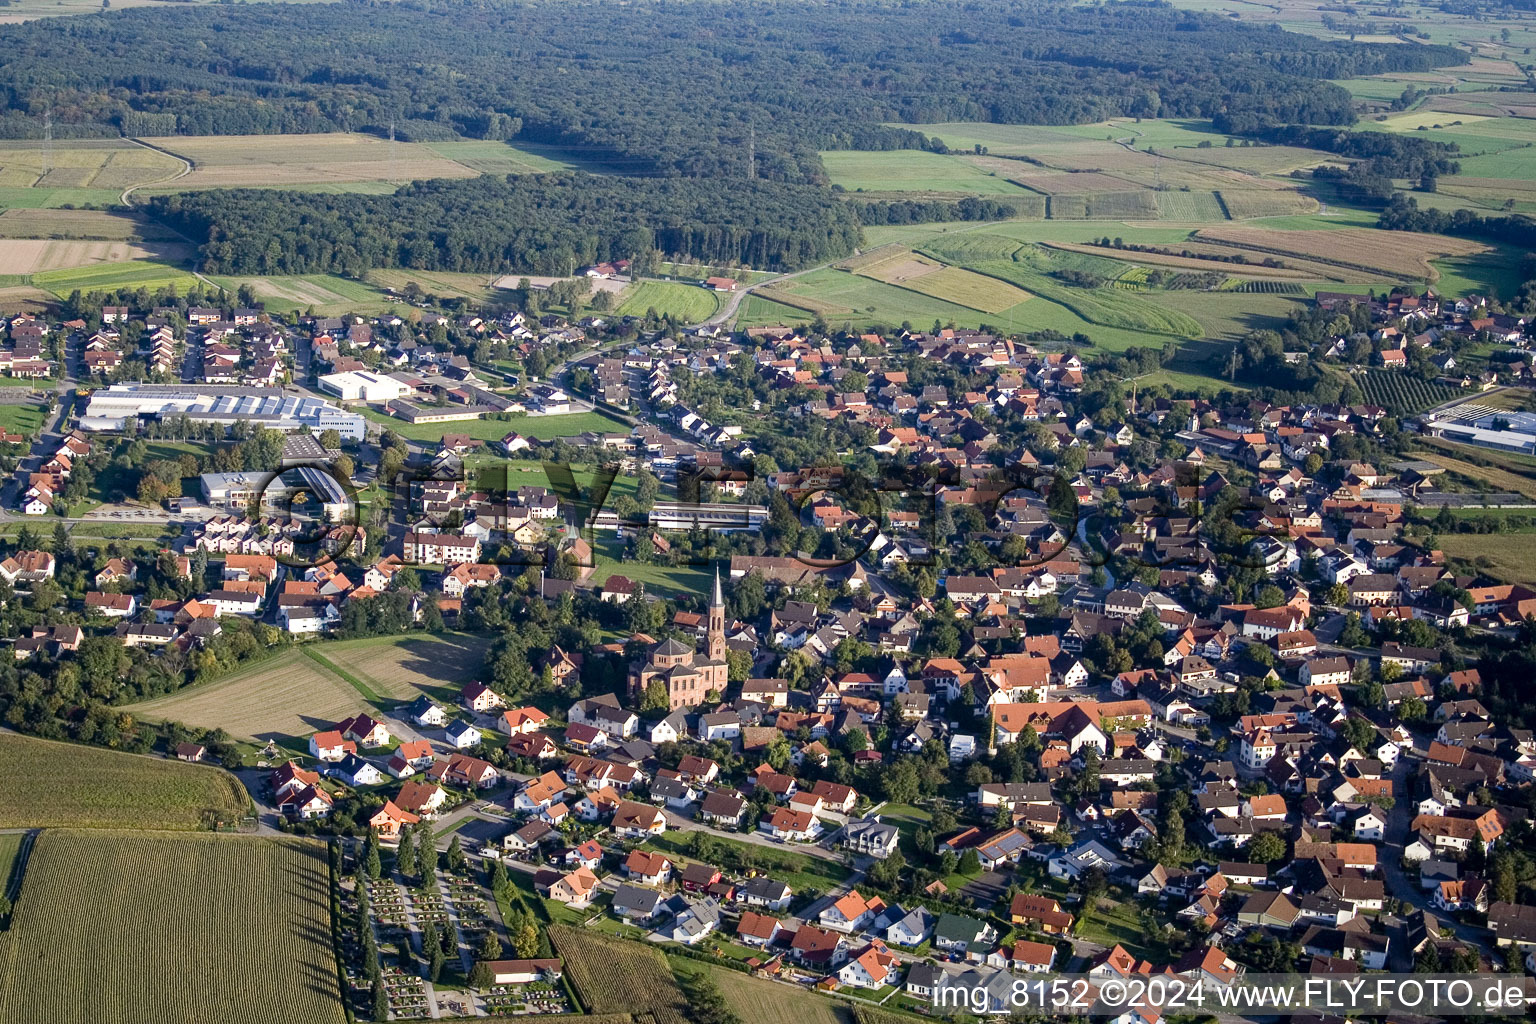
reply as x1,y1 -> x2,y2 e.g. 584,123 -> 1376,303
614,280 -> 721,322
820,150 -> 1033,194
0,733 -> 249,830
304,632 -> 492,703
0,402 -> 47,438
0,830 -> 345,1024
588,535 -> 714,599
124,647 -> 369,743
362,408 -> 630,443
1075,898 -> 1168,963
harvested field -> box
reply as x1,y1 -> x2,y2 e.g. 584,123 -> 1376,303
0,239 -> 192,275
0,830 -> 344,1024
882,263 -> 1032,313
124,648 -> 366,742
0,139 -> 180,191
752,286 -> 853,317
306,632 -> 492,701
854,251 -> 945,284
835,243 -> 914,272
1193,226 -> 1487,281
370,268 -> 499,303
1010,171 -> 1143,194
0,733 -> 249,830
143,132 -> 479,188
204,273 -> 387,312
1173,144 -> 1336,173
1039,241 -> 1312,279
1217,190 -> 1320,219
819,149 -> 1031,194
0,209 -> 179,240
549,927 -> 690,1024
492,274 -> 628,296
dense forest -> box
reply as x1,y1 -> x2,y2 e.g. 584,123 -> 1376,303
147,174 -> 863,274
0,0 -> 1464,182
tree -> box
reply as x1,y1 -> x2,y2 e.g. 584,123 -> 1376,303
447,834 -> 467,873
478,930 -> 503,961
469,961 -> 494,989
1248,831 -> 1287,864
515,923 -> 540,959
397,827 -> 415,877
958,848 -> 981,875
372,976 -> 388,1021
639,678 -> 670,713
416,825 -> 438,880
364,829 -> 382,879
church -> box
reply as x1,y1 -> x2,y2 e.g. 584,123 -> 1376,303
628,569 -> 730,711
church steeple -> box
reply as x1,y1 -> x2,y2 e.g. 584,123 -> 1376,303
706,567 -> 726,662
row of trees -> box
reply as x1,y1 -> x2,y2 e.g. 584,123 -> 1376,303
149,174 -> 862,276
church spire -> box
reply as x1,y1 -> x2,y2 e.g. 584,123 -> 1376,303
706,566 -> 726,662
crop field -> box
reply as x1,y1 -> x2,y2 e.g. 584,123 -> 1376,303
549,926 -> 691,1024
751,286 -> 853,318
735,294 -> 818,325
0,209 -> 179,240
614,280 -> 720,321
29,259 -> 200,297
672,961 -> 852,1024
1040,241 -> 1312,279
1410,445 -> 1536,503
1356,370 -> 1462,415
1438,533 -> 1536,586
1192,226 -> 1487,281
819,149 -> 1032,194
765,267 -> 1022,329
125,648 -> 366,742
202,273 -> 387,313
370,268 -> 500,303
0,733 -> 249,830
1153,191 -> 1228,220
1047,191 -> 1160,219
0,830 -> 344,1024
363,408 -> 630,443
425,139 -> 583,175
852,251 -> 1033,313
143,133 -> 480,189
1150,289 -> 1308,340
0,239 -> 192,275
954,250 -> 1205,336
305,632 -> 491,702
0,140 -> 181,193
1010,171 -> 1142,194
1216,190 -> 1319,219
